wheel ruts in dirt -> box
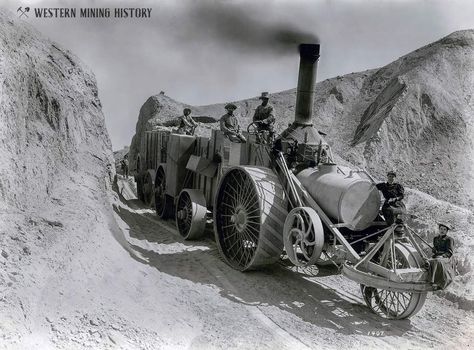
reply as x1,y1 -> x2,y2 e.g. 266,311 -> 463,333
154,166 -> 174,219
360,243 -> 427,319
214,166 -> 288,271
283,207 -> 324,267
176,189 -> 207,240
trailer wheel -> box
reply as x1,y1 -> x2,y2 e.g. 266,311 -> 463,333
136,175 -> 144,202
142,171 -> 154,207
360,243 -> 427,319
214,166 -> 288,271
154,166 -> 173,219
176,189 -> 207,240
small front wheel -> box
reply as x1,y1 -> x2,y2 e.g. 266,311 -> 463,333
360,244 -> 427,319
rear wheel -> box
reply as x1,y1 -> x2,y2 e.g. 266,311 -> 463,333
154,166 -> 174,219
214,167 -> 288,271
361,243 -> 427,319
136,175 -> 144,202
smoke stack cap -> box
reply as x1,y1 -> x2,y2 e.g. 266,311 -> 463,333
299,43 -> 320,59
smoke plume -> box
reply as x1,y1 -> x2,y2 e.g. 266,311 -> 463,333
177,2 -> 319,54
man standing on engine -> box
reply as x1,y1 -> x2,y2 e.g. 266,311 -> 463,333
220,103 -> 246,143
253,92 -> 275,138
376,171 -> 405,225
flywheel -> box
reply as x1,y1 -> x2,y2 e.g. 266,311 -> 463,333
283,207 -> 324,267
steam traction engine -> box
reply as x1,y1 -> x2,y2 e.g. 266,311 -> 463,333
134,44 -> 438,319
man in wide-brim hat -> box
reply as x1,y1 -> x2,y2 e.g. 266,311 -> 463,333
433,221 -> 454,258
220,103 -> 246,143
429,221 -> 455,289
253,92 -> 276,137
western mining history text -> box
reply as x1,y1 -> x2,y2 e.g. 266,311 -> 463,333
33,8 -> 152,18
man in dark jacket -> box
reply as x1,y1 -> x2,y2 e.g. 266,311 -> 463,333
253,92 -> 275,138
376,171 -> 405,225
433,222 -> 454,258
429,222 -> 455,289
121,155 -> 129,179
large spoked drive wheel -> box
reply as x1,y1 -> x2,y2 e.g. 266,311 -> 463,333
361,243 -> 427,319
283,207 -> 324,267
214,166 -> 288,271
154,166 -> 174,219
176,189 -> 207,240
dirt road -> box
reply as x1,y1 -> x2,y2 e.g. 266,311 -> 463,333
109,177 -> 474,349
5,176 -> 472,349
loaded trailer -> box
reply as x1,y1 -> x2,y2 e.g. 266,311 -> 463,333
133,44 -> 439,319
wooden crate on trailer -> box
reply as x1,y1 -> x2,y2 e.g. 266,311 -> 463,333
158,131 -> 170,164
165,134 -> 196,198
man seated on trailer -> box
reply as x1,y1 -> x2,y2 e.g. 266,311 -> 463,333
220,103 -> 247,143
177,108 -> 198,135
376,171 -> 405,225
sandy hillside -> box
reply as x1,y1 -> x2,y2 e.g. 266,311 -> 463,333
0,9 -> 114,348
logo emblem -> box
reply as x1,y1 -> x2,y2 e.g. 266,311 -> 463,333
17,7 -> 30,18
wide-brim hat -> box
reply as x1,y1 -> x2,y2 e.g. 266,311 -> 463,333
387,171 -> 396,177
225,103 -> 238,110
183,108 -> 192,113
438,222 -> 453,230
259,92 -> 270,100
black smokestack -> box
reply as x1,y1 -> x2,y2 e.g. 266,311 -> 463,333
278,43 -> 326,146
295,44 -> 320,125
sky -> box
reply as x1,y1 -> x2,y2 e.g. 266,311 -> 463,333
4,0 -> 474,149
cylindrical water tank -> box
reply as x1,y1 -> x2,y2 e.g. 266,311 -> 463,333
297,164 -> 381,230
